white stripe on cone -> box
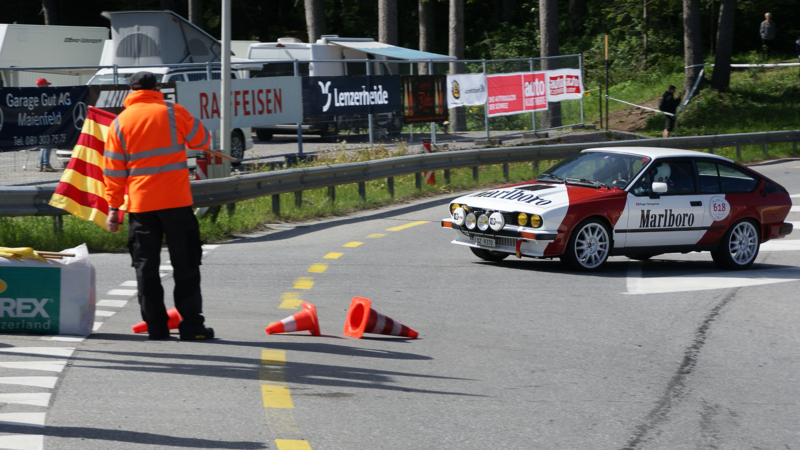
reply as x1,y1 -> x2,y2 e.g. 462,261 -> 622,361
281,316 -> 297,332
371,314 -> 386,334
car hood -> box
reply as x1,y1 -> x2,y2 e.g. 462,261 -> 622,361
451,182 -> 617,214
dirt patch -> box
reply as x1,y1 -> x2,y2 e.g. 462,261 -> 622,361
600,97 -> 661,132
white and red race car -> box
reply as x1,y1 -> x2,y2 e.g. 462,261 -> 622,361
441,147 -> 793,270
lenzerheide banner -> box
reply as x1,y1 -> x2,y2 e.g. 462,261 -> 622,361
302,76 -> 401,117
446,73 -> 487,108
487,72 -> 548,117
0,86 -> 89,152
401,75 -> 447,123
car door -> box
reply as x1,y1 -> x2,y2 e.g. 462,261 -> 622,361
622,160 -> 706,248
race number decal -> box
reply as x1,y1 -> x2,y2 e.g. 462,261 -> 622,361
709,196 -> 730,222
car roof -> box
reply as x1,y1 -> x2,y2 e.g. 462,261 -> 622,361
583,147 -> 733,163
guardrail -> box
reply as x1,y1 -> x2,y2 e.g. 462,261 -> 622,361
1,129 -> 798,217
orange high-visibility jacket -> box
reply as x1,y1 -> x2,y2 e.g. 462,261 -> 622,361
103,90 -> 211,213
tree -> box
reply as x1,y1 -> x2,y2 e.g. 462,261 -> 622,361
449,0 -> 466,132
568,0 -> 587,34
188,0 -> 202,25
41,0 -> 57,25
711,0 -> 735,90
539,0 -> 561,128
304,0 -> 327,43
379,0 -> 398,45
418,0 -> 435,75
683,0 -> 704,95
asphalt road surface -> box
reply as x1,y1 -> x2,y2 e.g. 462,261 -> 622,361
1,159 -> 799,450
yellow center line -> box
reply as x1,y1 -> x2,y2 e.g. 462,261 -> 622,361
262,385 -> 294,408
293,277 -> 314,289
367,233 -> 386,238
386,220 -> 430,232
342,241 -> 363,248
279,292 -> 302,310
323,252 -> 343,259
262,349 -> 286,366
276,440 -> 313,450
307,263 -> 328,273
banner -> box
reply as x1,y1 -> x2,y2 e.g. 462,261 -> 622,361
0,86 -> 89,152
446,73 -> 487,108
302,76 -> 402,117
176,77 -> 302,129
401,75 -> 447,123
546,69 -> 583,101
487,72 -> 548,117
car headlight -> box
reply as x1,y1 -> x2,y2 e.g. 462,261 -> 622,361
517,212 -> 528,226
489,212 -> 505,231
465,212 -> 477,230
529,214 -> 542,228
452,207 -> 466,226
450,203 -> 460,214
477,214 -> 490,231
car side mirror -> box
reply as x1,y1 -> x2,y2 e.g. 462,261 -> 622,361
652,182 -> 668,194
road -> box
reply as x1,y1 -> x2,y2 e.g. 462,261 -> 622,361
1,159 -> 799,449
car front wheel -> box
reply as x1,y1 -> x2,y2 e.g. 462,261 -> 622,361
711,219 -> 760,270
230,130 -> 245,165
470,247 -> 509,262
560,218 -> 611,271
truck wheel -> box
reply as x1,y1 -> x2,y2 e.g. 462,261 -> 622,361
255,129 -> 273,142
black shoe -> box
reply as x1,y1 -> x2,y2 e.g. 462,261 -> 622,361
180,327 -> 215,341
148,332 -> 172,340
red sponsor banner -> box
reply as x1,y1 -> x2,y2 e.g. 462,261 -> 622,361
546,69 -> 583,101
487,72 -> 547,117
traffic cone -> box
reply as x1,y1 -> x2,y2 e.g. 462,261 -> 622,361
343,297 -> 418,339
132,307 -> 182,333
266,302 -> 321,336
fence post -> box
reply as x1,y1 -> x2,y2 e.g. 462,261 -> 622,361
429,60 -> 437,146
272,194 -> 281,217
762,144 -> 768,157
294,191 -> 303,208
415,173 -> 422,190
367,59 -> 374,146
530,58 -> 536,132
358,181 -> 366,201
388,177 -> 395,198
503,163 -> 509,181
294,60 -> 304,156
794,141 -> 797,153
444,169 -> 451,185
328,186 -> 336,203
736,146 -> 742,160
483,60 -> 490,140
473,166 -> 479,182
579,53 -> 585,126
709,147 -> 714,155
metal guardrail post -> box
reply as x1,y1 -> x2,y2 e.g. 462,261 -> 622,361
736,146 -> 742,160
415,173 -> 422,190
709,148 -> 714,154
272,194 -> 281,217
534,160 -> 540,176
503,163 -> 509,181
473,166 -> 479,182
763,144 -> 768,157
444,169 -> 451,185
294,191 -> 303,207
388,177 -> 395,198
358,182 -> 366,201
328,186 -> 336,202
53,216 -> 63,235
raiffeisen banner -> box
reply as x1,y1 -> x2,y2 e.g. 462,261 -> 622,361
487,72 -> 548,117
546,69 -> 583,101
302,76 -> 402,117
176,77 -> 302,129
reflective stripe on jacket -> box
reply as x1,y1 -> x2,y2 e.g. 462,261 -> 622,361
103,90 -> 211,213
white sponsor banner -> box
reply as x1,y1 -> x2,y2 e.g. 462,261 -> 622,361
176,77 -> 302,129
446,74 -> 488,108
545,69 -> 583,101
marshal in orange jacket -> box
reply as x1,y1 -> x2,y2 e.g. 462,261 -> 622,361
103,90 -> 211,213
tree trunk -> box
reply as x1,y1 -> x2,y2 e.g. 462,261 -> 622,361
540,0 -> 561,129
418,0 -> 435,75
188,0 -> 202,25
379,0 -> 398,45
711,0 -> 735,90
449,0 -> 466,132
683,0 -> 704,95
304,0 -> 327,43
41,0 -> 58,25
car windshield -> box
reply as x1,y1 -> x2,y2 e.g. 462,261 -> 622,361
538,151 -> 650,189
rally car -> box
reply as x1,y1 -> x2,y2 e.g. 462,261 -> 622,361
441,147 -> 793,271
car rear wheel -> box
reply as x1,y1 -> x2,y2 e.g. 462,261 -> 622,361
560,218 -> 611,271
230,130 -> 245,166
470,247 -> 509,262
711,219 -> 760,270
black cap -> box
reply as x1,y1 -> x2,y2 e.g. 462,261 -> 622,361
129,71 -> 158,91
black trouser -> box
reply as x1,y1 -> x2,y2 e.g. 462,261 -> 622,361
128,206 -> 205,335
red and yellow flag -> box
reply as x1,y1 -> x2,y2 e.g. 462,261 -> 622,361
49,107 -> 127,231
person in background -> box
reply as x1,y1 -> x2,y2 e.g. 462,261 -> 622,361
659,85 -> 681,138
104,72 -> 215,341
36,78 -> 57,172
760,13 -> 777,58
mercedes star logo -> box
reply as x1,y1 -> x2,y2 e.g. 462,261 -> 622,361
73,102 -> 88,130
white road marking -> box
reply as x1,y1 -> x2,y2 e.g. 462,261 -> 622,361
93,322 -> 103,332
790,193 -> 800,198
0,393 -> 51,407
159,265 -> 173,271
120,280 -> 137,287
0,412 -> 46,428
203,244 -> 219,249
0,347 -> 74,358
0,434 -> 44,450
0,377 -> 58,389
625,265 -> 800,295
45,336 -> 85,343
97,300 -> 127,308
107,289 -> 137,296
94,310 -> 116,317
0,361 -> 66,373
791,206 -> 800,213
761,239 -> 800,252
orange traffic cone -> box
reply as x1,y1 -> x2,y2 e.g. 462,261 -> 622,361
266,302 -> 321,336
132,307 -> 182,333
343,297 -> 418,339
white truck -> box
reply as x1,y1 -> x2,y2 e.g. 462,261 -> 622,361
0,23 -> 108,87
246,35 -> 454,141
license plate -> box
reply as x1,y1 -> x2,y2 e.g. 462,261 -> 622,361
475,237 -> 495,248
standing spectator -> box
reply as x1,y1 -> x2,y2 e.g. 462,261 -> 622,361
760,13 -> 777,58
104,72 -> 215,341
659,85 -> 681,138
36,78 -> 57,172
